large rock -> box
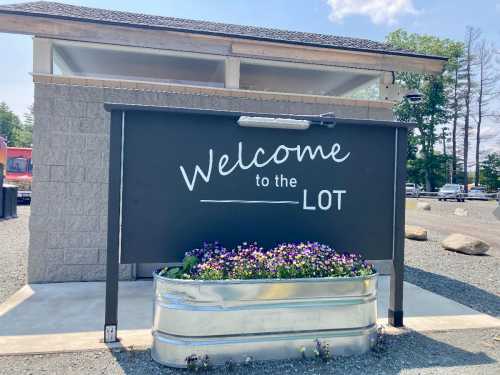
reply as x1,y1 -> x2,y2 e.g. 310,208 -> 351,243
454,208 -> 468,217
441,233 -> 490,255
405,225 -> 428,241
416,202 -> 431,211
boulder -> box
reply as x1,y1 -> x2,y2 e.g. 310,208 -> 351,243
416,202 -> 431,211
441,233 -> 489,255
405,225 -> 428,241
454,208 -> 468,217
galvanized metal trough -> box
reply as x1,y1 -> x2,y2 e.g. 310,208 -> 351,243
151,272 -> 378,367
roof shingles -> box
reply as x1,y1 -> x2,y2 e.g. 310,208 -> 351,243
0,1 -> 446,60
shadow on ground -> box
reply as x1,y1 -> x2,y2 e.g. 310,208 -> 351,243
405,265 -> 500,317
109,329 -> 497,374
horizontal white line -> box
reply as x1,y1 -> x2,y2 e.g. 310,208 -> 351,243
200,200 -> 299,204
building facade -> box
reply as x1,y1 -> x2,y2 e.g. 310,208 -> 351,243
0,1 -> 446,282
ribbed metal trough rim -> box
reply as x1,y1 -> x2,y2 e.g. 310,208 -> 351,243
153,270 -> 378,284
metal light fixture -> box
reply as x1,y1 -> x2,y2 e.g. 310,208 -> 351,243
237,112 -> 336,130
237,116 -> 310,130
404,89 -> 423,104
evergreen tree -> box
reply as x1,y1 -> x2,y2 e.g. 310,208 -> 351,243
386,30 -> 463,191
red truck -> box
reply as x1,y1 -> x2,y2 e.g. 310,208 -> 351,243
5,147 -> 32,203
0,136 -> 6,175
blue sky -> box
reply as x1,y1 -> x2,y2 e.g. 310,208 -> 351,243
1,0 -> 500,119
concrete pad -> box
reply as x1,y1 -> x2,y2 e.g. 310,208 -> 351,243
0,277 -> 499,355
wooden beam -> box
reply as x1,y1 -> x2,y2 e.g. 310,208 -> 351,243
224,57 -> 240,89
0,13 -> 446,74
33,37 -> 53,74
0,13 -> 232,56
232,41 -> 445,74
379,72 -> 402,102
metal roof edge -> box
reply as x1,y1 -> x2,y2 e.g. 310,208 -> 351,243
0,7 -> 448,62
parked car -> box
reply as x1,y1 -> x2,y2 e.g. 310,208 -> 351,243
405,183 -> 420,197
438,183 -> 465,202
467,186 -> 489,201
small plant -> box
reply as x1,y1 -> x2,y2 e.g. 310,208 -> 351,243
224,359 -> 235,372
299,346 -> 307,359
185,354 -> 211,372
244,356 -> 253,365
371,325 -> 388,358
314,339 -> 331,362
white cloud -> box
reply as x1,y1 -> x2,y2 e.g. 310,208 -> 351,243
326,0 -> 419,25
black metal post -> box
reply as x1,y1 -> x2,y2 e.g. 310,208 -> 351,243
104,110 -> 124,343
389,127 -> 407,327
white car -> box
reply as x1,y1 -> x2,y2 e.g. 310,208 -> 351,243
405,183 -> 420,198
467,186 -> 489,201
438,184 -> 465,202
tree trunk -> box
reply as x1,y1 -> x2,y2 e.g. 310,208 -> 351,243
463,30 -> 475,193
452,68 -> 458,183
475,119 -> 481,185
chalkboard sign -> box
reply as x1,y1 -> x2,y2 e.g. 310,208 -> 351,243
117,109 -> 402,264
104,105 -> 408,337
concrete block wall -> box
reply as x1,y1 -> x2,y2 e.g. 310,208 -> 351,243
29,82 -> 394,283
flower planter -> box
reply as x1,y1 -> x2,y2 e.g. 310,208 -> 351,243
151,272 -> 378,367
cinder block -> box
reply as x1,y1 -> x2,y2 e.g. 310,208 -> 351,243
44,264 -> 84,282
33,114 -> 51,133
64,248 -> 99,265
68,85 -> 104,102
33,164 -> 50,182
103,87 -> 138,103
86,102 -> 107,120
37,249 -> 65,264
48,231 -> 67,249
79,264 -> 133,281
65,166 -> 85,182
33,97 -> 54,115
85,134 -> 109,152
81,264 -> 106,280
98,216 -> 108,233
28,230 -> 48,251
98,248 -> 107,264
50,116 -> 79,132
119,264 -> 135,280
85,166 -> 108,183
49,165 -> 65,182
63,197 -> 86,215
53,98 -> 86,118
74,118 -> 108,134
64,215 -> 100,232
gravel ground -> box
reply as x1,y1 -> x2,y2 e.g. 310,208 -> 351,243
409,198 -> 499,222
405,199 -> 500,317
0,205 -> 28,304
1,203 -> 499,374
1,328 -> 499,375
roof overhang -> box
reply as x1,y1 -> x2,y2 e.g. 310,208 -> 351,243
0,11 -> 447,75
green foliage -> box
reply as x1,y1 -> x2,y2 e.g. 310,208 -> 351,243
386,30 -> 464,191
160,254 -> 199,279
0,102 -> 33,147
480,153 -> 500,191
182,255 -> 199,272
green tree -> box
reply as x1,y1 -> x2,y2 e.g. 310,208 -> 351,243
480,153 -> 500,191
18,104 -> 34,147
0,102 -> 33,147
386,30 -> 464,191
0,102 -> 22,146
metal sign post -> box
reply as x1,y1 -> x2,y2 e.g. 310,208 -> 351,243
104,105 -> 408,341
